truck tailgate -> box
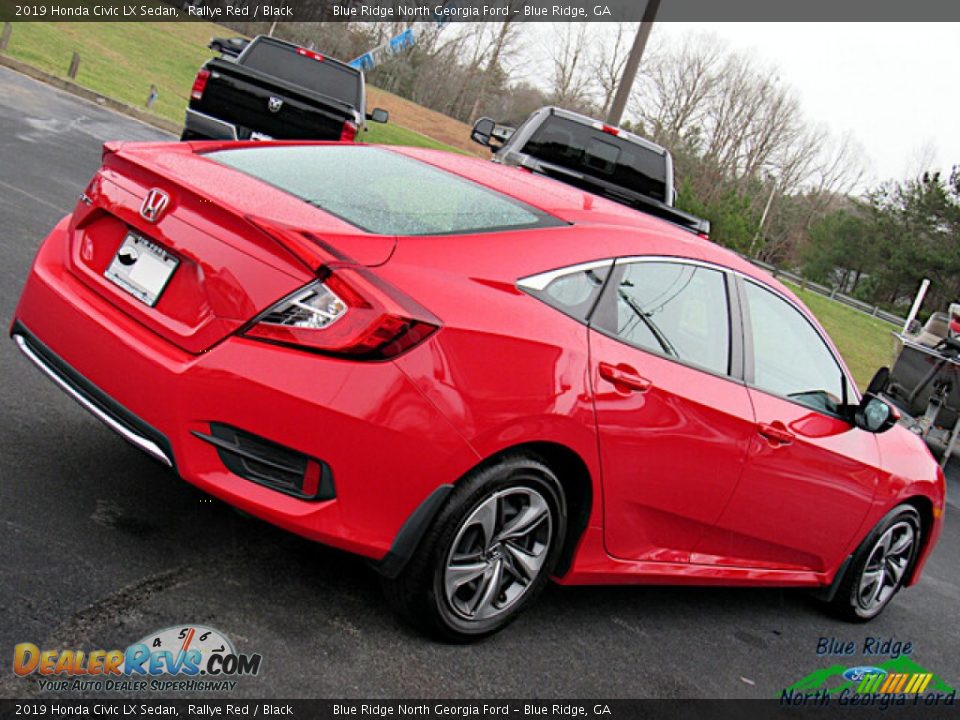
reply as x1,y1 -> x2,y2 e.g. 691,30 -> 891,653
193,61 -> 349,140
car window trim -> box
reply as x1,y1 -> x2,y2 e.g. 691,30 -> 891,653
590,255 -> 744,384
517,260 -> 616,326
734,273 -> 860,422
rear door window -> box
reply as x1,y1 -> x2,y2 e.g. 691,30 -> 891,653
593,260 -> 732,376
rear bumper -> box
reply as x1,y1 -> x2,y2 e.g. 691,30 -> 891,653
12,325 -> 175,468
12,219 -> 477,559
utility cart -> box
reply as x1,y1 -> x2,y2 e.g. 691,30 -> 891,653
884,310 -> 960,467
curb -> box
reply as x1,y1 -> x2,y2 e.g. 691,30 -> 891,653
0,53 -> 180,136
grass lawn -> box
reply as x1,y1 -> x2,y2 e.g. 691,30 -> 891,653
1,22 -> 467,154
3,22 -> 216,127
362,121 -> 463,152
785,281 -> 897,390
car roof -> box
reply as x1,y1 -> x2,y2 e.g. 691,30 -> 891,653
389,146 -> 770,279
114,140 -> 796,305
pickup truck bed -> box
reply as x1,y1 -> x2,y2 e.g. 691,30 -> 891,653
188,58 -> 354,140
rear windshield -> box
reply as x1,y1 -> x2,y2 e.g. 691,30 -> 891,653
521,115 -> 668,202
240,40 -> 362,108
208,145 -> 560,236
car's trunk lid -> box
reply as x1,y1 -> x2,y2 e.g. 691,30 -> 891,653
64,142 -> 396,354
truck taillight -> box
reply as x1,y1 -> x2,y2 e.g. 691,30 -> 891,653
296,48 -> 325,62
340,120 -> 358,142
244,268 -> 440,360
191,69 -> 210,101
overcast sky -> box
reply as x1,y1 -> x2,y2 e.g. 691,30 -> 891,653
524,22 -> 959,188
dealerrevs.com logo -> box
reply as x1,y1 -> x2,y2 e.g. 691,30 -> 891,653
12,625 -> 262,693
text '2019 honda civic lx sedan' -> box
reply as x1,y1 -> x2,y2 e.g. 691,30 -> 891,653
11,141 -> 944,640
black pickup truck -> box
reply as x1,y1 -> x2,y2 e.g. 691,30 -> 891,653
183,35 -> 388,143
470,106 -> 710,237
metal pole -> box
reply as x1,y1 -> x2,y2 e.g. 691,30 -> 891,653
941,410 -> 960,469
748,183 -> 777,256
903,278 -> 930,335
0,23 -> 12,53
605,0 -> 660,127
68,52 -> 80,80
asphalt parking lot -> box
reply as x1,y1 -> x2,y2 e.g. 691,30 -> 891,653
0,64 -> 957,700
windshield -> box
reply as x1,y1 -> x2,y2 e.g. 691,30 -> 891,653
240,40 -> 362,108
520,115 -> 668,202
208,145 -> 561,236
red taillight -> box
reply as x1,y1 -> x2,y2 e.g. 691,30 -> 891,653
191,69 -> 210,101
698,232 -> 710,240
601,124 -> 620,136
244,267 -> 440,360
339,120 -> 358,142
296,48 -> 325,62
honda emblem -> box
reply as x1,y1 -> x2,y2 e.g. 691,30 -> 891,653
267,97 -> 283,113
140,189 -> 169,223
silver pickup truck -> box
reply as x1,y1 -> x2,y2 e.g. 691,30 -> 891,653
471,106 -> 709,237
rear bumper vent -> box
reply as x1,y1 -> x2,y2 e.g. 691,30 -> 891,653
193,423 -> 335,501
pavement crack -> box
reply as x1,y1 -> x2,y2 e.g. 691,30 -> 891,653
0,565 -> 192,698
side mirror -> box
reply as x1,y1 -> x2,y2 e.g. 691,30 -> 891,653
368,108 -> 389,124
866,366 -> 890,396
854,394 -> 899,434
471,117 -> 497,148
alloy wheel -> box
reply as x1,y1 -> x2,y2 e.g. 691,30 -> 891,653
856,520 -> 916,613
442,486 -> 553,622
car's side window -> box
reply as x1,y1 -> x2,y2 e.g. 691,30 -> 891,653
743,280 -> 848,415
594,260 -> 731,376
519,262 -> 612,324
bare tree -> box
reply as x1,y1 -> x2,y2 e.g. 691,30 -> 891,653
592,23 -> 638,118
623,32 -> 869,260
546,23 -> 594,110
629,34 -> 723,152
467,10 -> 528,122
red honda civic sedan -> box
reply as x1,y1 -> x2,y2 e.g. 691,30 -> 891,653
11,141 -> 944,640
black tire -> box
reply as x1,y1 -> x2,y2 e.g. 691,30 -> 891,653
828,504 -> 922,621
382,454 -> 567,642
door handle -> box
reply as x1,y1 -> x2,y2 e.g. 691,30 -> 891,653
757,421 -> 795,446
598,362 -> 652,393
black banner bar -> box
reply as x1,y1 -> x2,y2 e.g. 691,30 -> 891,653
3,0 -> 960,23
1,699 -> 959,720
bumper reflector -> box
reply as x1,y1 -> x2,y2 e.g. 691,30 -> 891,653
192,423 -> 335,501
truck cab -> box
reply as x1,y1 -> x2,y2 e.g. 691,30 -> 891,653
471,106 -> 708,236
